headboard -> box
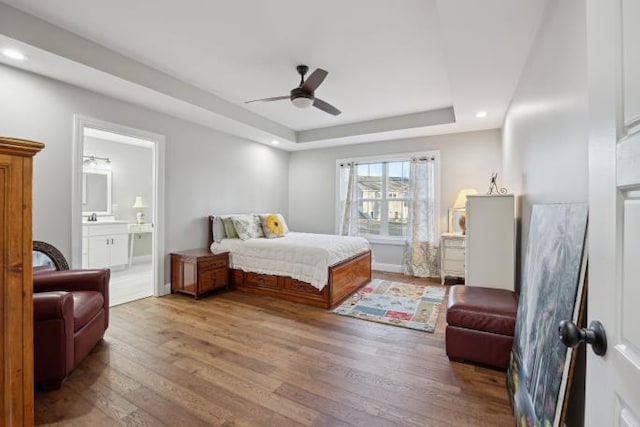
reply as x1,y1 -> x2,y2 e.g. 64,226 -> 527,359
208,215 -> 216,248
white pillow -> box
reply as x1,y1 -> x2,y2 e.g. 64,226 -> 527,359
231,214 -> 264,240
212,216 -> 226,243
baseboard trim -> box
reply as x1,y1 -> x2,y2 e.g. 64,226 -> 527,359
163,282 -> 171,295
372,262 -> 403,273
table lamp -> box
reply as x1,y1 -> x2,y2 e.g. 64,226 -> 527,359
453,189 -> 478,234
132,196 -> 147,224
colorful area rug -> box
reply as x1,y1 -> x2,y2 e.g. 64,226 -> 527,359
333,279 -> 446,332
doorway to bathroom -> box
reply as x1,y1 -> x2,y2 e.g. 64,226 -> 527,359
72,115 -> 165,306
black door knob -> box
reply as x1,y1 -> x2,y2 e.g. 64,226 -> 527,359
558,320 -> 607,356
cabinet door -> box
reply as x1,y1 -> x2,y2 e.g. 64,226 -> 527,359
0,138 -> 42,427
88,236 -> 110,268
199,269 -> 217,294
200,268 -> 227,294
109,233 -> 129,267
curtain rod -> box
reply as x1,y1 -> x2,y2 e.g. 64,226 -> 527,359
339,156 -> 435,167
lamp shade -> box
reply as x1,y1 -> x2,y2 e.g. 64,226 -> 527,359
453,189 -> 478,209
132,196 -> 147,209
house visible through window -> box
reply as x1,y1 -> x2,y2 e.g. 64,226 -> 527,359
337,152 -> 438,241
356,161 -> 410,237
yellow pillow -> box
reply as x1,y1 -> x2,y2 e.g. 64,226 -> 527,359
261,214 -> 285,238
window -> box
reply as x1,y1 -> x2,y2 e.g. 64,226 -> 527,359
337,152 -> 438,241
356,161 -> 409,237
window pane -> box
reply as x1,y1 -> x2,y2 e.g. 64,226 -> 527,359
357,200 -> 381,235
388,200 -> 408,237
388,161 -> 409,199
358,163 -> 382,177
357,163 -> 382,200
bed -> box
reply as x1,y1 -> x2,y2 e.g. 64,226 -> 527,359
207,215 -> 372,308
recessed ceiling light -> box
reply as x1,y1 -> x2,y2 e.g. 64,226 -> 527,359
475,111 -> 488,118
2,48 -> 26,60
271,140 -> 279,145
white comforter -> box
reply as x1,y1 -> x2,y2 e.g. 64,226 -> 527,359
210,232 -> 371,290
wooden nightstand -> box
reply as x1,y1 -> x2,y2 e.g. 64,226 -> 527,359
440,233 -> 465,284
170,249 -> 229,299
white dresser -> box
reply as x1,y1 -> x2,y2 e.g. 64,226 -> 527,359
464,194 -> 515,291
82,221 -> 129,269
440,233 -> 466,284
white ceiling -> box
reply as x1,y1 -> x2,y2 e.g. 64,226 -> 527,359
0,0 -> 549,150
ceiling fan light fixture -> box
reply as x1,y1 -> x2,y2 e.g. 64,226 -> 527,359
245,66 -> 340,115
291,96 -> 313,109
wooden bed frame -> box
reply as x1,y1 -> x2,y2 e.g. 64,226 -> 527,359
208,216 -> 371,309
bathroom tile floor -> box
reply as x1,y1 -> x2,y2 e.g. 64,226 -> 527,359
109,261 -> 153,306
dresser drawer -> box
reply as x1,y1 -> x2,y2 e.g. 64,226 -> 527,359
281,277 -> 326,301
246,272 -> 279,289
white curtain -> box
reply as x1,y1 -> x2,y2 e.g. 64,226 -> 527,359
338,162 -> 358,236
402,157 -> 439,277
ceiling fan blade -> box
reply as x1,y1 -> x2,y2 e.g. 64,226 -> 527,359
302,68 -> 328,92
244,95 -> 289,104
313,98 -> 341,116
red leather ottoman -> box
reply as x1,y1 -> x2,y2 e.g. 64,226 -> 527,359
446,285 -> 518,369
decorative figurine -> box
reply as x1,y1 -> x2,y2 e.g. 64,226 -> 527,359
487,172 -> 508,195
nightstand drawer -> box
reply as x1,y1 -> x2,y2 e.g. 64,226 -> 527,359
444,238 -> 465,248
441,233 -> 466,284
444,247 -> 465,261
443,259 -> 465,273
199,257 -> 227,270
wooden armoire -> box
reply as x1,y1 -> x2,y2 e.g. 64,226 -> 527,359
1,137 -> 44,426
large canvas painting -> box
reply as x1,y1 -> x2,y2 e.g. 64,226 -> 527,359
507,203 -> 588,427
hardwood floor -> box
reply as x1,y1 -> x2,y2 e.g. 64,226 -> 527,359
35,272 -> 513,426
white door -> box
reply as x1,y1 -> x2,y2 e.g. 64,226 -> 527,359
586,0 -> 640,424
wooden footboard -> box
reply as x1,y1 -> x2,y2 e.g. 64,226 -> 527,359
230,250 -> 372,309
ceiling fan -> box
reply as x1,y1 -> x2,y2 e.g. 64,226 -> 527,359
245,65 -> 341,116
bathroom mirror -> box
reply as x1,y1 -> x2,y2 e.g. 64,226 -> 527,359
82,169 -> 112,216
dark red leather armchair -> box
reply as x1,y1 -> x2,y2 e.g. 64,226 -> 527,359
33,268 -> 110,390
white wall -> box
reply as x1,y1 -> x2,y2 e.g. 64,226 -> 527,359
502,0 -> 588,285
289,129 -> 503,267
501,1 -> 587,425
0,64 -> 289,282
